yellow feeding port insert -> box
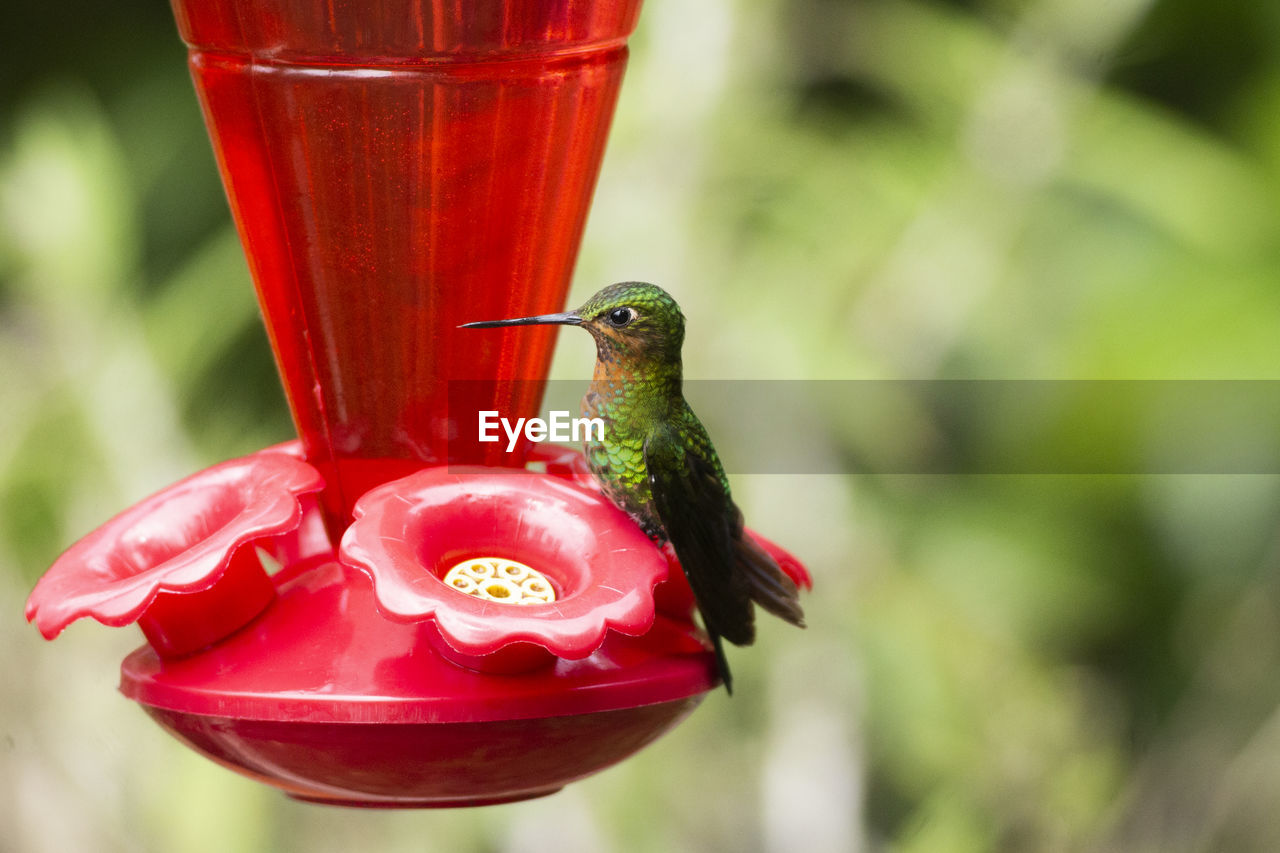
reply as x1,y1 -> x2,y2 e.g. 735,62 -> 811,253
441,558 -> 557,605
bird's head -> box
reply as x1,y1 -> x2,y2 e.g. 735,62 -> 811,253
461,281 -> 685,366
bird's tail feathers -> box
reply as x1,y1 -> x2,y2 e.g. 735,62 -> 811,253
712,633 -> 734,695
736,533 -> 806,628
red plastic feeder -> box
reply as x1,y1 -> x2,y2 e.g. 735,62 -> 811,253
26,446 -> 324,658
26,0 -> 810,808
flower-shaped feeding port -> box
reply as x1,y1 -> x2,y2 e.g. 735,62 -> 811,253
339,466 -> 669,673
26,446 -> 325,658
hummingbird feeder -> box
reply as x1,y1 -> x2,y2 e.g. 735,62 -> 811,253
25,0 -> 811,807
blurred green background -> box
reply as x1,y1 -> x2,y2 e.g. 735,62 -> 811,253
5,0 -> 1280,850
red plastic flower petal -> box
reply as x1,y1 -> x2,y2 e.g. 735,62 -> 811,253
747,528 -> 813,590
26,447 -> 324,654
338,466 -> 668,663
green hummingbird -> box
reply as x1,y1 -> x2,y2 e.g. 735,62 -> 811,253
461,281 -> 805,693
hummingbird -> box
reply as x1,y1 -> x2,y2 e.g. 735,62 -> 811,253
461,282 -> 805,693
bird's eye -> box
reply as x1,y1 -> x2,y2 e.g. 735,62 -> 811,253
607,307 -> 635,327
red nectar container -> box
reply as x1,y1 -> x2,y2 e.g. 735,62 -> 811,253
173,0 -> 644,522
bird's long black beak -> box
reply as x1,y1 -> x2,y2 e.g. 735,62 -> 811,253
459,312 -> 583,329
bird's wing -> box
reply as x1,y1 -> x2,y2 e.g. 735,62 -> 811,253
644,425 -> 756,648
